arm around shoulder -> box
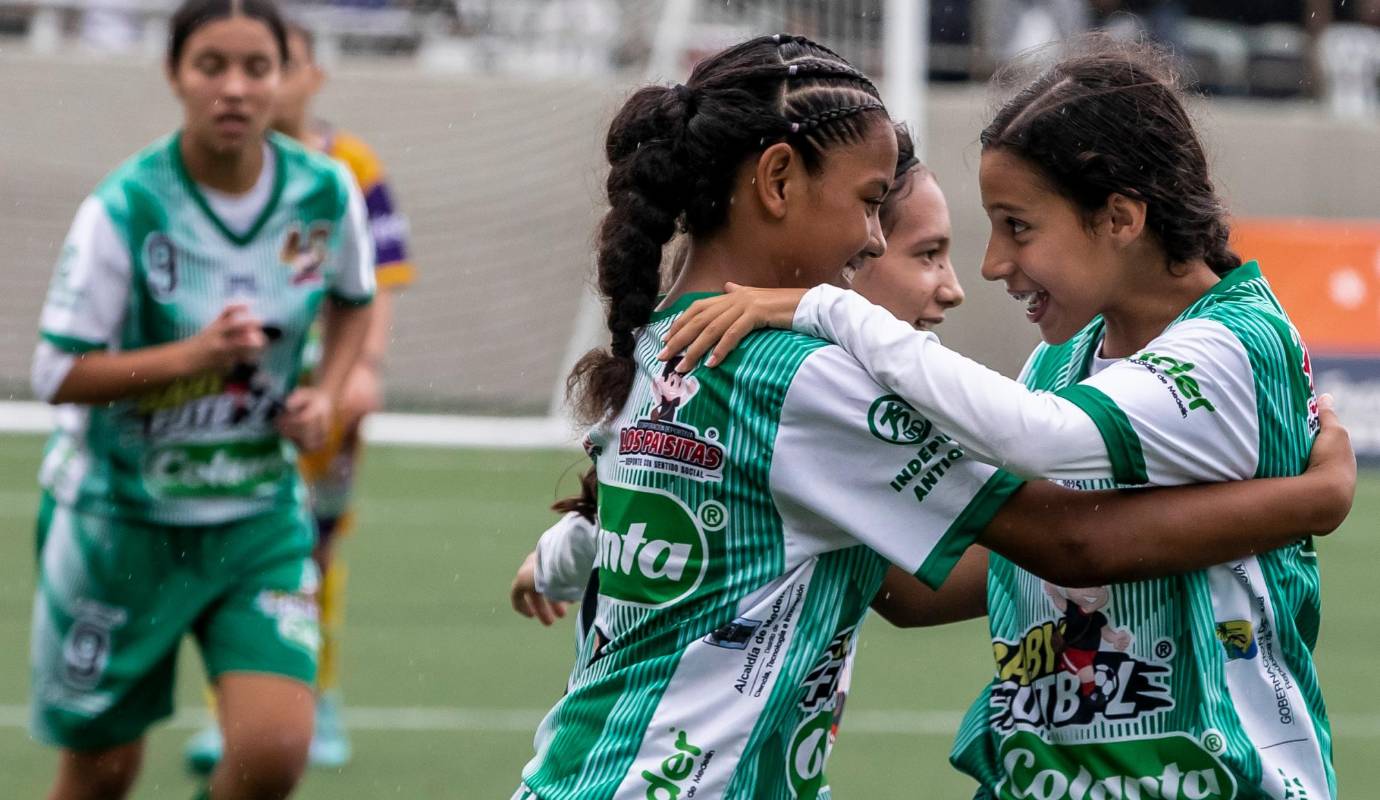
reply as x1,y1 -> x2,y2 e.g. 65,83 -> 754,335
978,401 -> 1354,585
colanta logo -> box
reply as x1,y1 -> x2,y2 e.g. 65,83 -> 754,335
596,483 -> 709,607
143,439 -> 287,498
996,732 -> 1236,800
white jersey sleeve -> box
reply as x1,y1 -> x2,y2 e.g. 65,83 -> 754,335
1071,317 -> 1260,484
328,175 -> 376,305
769,345 -> 1024,589
31,343 -> 76,403
533,511 -> 598,602
37,196 -> 131,355
793,284 -> 1110,481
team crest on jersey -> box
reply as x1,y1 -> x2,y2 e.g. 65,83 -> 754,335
280,222 -> 332,285
61,601 -> 127,692
617,357 -> 725,483
988,582 -> 1173,734
142,232 -> 178,300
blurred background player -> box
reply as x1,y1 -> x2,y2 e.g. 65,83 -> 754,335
27,0 -> 376,797
185,19 -> 414,773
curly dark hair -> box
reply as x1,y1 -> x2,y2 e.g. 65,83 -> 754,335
981,37 -> 1241,277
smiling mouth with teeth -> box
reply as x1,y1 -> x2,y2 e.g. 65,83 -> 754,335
1009,290 -> 1050,322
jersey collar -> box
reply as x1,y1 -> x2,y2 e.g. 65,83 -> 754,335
170,130 -> 288,247
1205,259 -> 1261,295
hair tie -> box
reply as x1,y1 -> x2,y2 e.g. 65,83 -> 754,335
673,83 -> 697,114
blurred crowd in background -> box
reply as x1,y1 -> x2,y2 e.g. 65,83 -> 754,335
2,0 -> 1378,117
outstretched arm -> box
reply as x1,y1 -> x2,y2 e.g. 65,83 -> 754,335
661,285 -> 1106,479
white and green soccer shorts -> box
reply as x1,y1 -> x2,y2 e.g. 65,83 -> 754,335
30,493 -> 320,751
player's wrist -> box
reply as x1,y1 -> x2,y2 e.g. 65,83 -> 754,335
174,337 -> 212,377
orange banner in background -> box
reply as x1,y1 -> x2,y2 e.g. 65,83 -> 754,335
1232,218 -> 1380,353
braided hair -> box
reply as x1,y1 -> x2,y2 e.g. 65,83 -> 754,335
982,36 -> 1241,276
567,34 -> 889,426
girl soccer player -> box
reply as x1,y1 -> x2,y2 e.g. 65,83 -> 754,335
184,19 -> 416,773
510,124 -> 970,627
661,39 -> 1339,800
513,35 -> 1352,800
28,1 -> 373,797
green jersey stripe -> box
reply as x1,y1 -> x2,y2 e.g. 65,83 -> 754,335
40,332 -> 106,354
918,469 -> 1026,588
1055,383 -> 1149,485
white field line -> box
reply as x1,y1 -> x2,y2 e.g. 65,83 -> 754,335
0,402 -> 582,450
0,705 -> 1377,737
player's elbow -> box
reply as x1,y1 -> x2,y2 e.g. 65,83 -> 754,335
1308,477 -> 1355,536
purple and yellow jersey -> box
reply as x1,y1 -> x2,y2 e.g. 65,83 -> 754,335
321,126 -> 414,290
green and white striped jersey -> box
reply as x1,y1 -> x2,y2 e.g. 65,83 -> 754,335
516,292 -> 1023,800
35,132 -> 374,526
792,264 -> 1330,799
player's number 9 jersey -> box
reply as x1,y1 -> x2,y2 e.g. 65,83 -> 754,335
36,132 -> 375,526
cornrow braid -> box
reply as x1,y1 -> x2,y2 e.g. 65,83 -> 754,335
781,58 -> 879,92
567,33 -> 890,426
788,102 -> 887,134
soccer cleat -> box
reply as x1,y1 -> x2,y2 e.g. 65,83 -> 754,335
183,725 -> 223,776
309,693 -> 352,769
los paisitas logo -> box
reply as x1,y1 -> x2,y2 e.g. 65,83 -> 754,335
617,358 -> 725,483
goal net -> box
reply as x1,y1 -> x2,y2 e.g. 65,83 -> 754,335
0,0 -> 923,447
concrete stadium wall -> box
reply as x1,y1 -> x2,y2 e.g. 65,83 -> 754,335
2,52 -> 1376,412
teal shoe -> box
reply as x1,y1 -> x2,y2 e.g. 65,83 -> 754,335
183,725 -> 223,775
309,694 -> 352,769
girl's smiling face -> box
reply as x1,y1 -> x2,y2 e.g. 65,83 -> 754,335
978,149 -> 1118,345
848,171 -> 964,331
778,115 -> 897,289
